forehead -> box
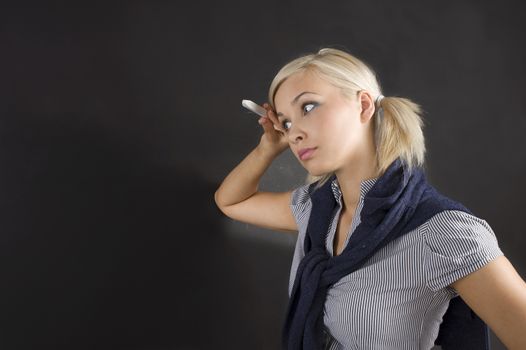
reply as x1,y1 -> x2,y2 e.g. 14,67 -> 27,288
274,70 -> 335,108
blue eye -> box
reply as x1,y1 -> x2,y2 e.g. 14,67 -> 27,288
282,120 -> 292,131
302,102 -> 317,114
280,102 -> 318,132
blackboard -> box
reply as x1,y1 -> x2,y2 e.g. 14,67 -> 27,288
1,1 -> 524,348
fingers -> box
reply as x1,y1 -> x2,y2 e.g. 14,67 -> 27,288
258,116 -> 277,134
258,116 -> 283,135
262,103 -> 278,124
262,103 -> 285,133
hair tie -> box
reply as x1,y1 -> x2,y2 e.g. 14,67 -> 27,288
375,94 -> 385,107
375,94 -> 385,120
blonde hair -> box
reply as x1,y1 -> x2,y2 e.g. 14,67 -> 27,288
267,48 -> 426,187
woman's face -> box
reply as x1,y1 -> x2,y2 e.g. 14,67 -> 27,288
273,69 -> 373,176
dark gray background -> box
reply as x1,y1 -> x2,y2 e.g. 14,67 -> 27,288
1,0 -> 524,349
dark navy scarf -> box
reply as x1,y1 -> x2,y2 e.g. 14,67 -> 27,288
282,158 -> 489,350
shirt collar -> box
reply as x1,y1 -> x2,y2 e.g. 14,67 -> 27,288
330,176 -> 378,204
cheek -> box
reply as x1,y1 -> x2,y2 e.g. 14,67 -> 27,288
324,110 -> 359,140
324,115 -> 364,157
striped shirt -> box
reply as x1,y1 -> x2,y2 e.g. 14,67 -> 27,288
288,177 -> 504,350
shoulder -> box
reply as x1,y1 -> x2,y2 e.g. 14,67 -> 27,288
415,184 -> 493,246
423,210 -> 499,250
290,182 -> 312,206
290,182 -> 314,225
290,180 -> 315,213
422,210 -> 504,291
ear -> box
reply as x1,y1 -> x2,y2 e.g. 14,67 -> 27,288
357,90 -> 375,124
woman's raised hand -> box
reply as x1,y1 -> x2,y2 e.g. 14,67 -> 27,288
257,103 -> 289,157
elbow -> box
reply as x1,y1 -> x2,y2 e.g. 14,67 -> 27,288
214,190 -> 238,219
214,189 -> 222,208
214,189 -> 228,213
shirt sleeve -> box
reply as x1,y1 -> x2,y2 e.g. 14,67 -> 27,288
288,184 -> 312,296
423,210 -> 504,292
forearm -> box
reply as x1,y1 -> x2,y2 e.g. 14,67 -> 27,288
214,145 -> 278,208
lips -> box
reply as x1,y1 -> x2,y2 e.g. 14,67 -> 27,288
298,147 -> 316,161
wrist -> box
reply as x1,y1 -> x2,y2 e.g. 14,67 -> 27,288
255,143 -> 280,161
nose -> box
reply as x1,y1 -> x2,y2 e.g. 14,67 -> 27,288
287,123 -> 305,144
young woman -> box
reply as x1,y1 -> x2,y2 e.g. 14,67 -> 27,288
214,48 -> 526,349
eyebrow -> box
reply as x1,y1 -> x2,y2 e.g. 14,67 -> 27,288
276,91 -> 319,117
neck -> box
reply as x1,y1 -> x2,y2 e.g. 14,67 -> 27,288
334,142 -> 379,212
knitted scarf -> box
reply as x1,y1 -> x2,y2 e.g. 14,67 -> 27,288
282,158 -> 489,350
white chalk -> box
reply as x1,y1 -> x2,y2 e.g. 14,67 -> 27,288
242,99 -> 268,117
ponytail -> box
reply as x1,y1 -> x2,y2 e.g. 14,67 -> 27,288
374,96 -> 426,174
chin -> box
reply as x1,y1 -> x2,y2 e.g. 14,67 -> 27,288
304,165 -> 333,177
298,156 -> 334,176
307,170 -> 325,177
